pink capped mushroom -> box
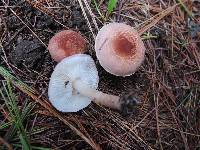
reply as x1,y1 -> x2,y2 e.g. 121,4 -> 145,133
48,30 -> 87,62
95,23 -> 145,76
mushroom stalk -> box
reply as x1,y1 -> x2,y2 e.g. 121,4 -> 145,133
48,54 -> 140,114
73,80 -> 121,110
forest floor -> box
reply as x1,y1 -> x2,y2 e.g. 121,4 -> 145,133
0,0 -> 200,149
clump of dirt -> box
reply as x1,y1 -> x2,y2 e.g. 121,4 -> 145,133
70,6 -> 88,31
6,15 -> 22,29
11,39 -> 45,70
0,47 -> 2,56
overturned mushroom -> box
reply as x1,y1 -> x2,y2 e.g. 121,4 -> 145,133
48,30 -> 87,62
48,54 -> 140,115
95,23 -> 145,76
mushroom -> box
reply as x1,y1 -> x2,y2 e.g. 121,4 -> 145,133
95,22 -> 145,76
48,54 -> 140,115
48,30 -> 87,62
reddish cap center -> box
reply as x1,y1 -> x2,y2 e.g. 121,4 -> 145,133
58,31 -> 85,55
113,34 -> 136,58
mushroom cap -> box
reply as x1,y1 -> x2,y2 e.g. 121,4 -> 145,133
48,30 -> 87,62
95,23 -> 145,76
48,54 -> 99,112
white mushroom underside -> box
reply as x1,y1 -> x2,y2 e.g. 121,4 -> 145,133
48,54 -> 99,112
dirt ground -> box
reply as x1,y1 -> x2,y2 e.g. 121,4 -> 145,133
0,0 -> 200,149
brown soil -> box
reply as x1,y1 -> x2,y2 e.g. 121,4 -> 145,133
0,0 -> 200,150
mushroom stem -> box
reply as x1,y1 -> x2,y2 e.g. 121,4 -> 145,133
73,80 -> 121,110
